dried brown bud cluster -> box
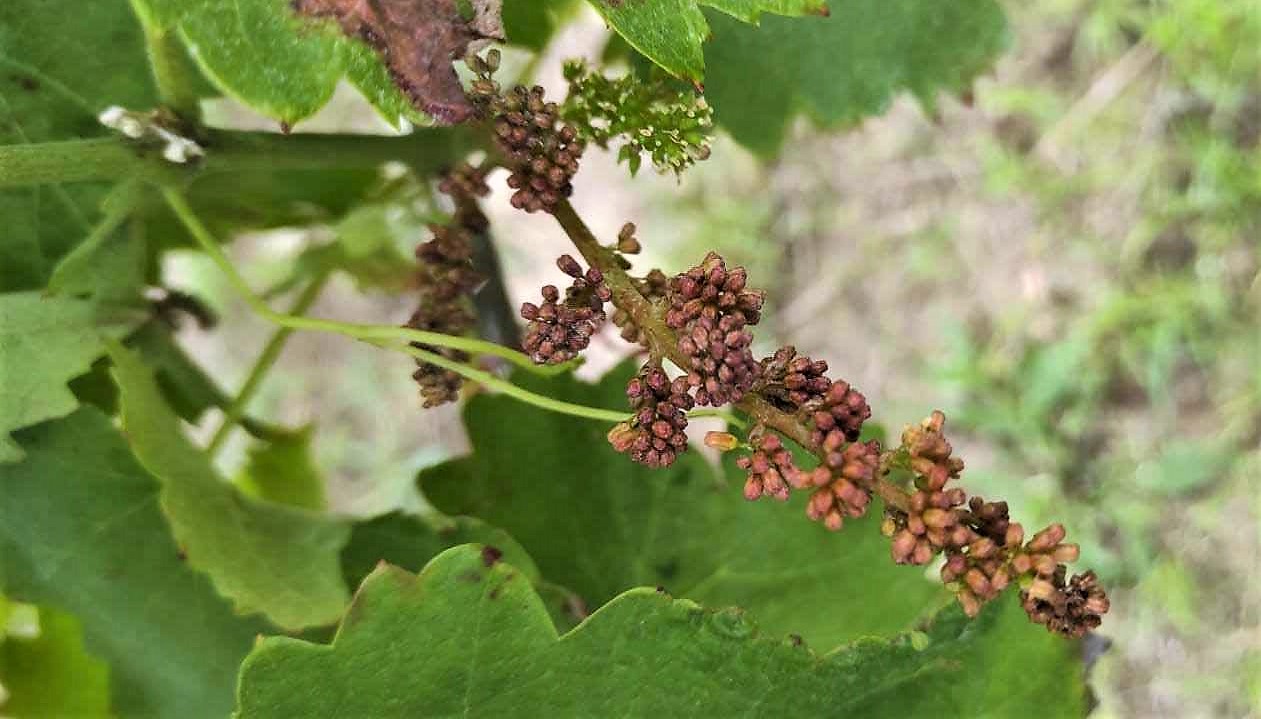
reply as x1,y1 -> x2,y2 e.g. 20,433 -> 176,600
902,410 -> 964,488
665,252 -> 765,406
886,414 -> 970,565
437,162 -> 490,198
1022,568 -> 1110,637
474,79 -> 584,214
610,364 -> 694,468
879,411 -> 1108,635
406,224 -> 481,406
733,419 -> 880,530
756,346 -> 870,447
736,426 -> 799,501
616,222 -> 641,254
759,346 -> 831,411
466,53 -> 584,213
521,255 -> 610,365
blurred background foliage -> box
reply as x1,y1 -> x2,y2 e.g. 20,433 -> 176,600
79,0 -> 1258,715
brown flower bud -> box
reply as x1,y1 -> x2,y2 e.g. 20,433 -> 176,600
617,222 -> 641,254
737,427 -> 798,502
704,431 -> 740,452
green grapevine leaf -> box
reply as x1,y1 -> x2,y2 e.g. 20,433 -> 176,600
0,606 -> 111,717
703,0 -> 1009,155
0,293 -> 137,463
502,0 -> 582,50
340,512 -> 543,590
235,428 -> 329,511
45,180 -> 149,302
236,545 -> 1086,716
126,321 -> 232,423
136,128 -> 476,255
339,512 -> 589,631
0,0 -> 156,292
420,364 -> 940,648
63,320 -> 272,433
0,409 -> 266,717
167,0 -> 345,124
587,0 -> 827,85
109,343 -> 351,630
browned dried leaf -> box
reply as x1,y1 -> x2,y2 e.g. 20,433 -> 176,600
294,0 -> 504,123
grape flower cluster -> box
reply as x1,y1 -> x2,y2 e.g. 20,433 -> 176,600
406,49 -> 1110,638
876,412 -> 1109,634
520,255 -> 611,365
405,223 -> 481,407
608,363 -> 694,468
467,52 -> 584,214
665,252 -> 765,406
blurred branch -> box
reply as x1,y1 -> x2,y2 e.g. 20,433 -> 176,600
1035,40 -> 1162,169
206,269 -> 331,457
455,195 -> 522,355
0,127 -> 482,189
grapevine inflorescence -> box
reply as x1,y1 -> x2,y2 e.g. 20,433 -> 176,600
520,255 -> 611,365
402,49 -> 1110,637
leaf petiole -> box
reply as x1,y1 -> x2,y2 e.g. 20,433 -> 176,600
161,188 -> 637,425
383,341 -> 631,423
161,188 -> 558,375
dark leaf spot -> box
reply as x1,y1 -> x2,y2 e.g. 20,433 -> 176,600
9,74 -> 39,91
654,559 -> 678,581
480,545 -> 503,566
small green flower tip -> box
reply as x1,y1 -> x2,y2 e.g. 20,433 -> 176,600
909,631 -> 930,651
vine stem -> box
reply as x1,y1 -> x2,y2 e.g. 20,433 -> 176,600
0,128 -> 480,190
206,270 -> 332,457
551,200 -> 910,513
131,0 -> 201,120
